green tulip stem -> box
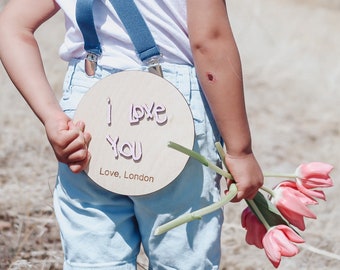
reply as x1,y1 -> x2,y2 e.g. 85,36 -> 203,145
171,141 -> 298,182
215,142 -> 228,170
154,183 -> 238,235
247,199 -> 271,230
215,142 -> 298,180
260,185 -> 276,197
168,141 -> 233,179
263,172 -> 297,179
166,141 -> 296,234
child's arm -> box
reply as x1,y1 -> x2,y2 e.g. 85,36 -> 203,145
187,0 -> 263,201
0,0 -> 91,173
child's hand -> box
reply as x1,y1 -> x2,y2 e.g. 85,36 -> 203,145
44,113 -> 91,173
224,153 -> 263,202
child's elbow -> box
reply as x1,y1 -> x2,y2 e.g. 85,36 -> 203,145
190,30 -> 228,57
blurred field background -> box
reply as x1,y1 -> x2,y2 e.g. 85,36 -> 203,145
1,0 -> 339,269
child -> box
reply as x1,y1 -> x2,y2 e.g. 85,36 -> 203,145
0,0 -> 263,269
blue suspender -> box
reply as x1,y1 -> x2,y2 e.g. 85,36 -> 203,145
108,0 -> 161,62
75,0 -> 102,56
76,0 -> 163,76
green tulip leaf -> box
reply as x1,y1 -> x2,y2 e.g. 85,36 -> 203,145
247,192 -> 289,228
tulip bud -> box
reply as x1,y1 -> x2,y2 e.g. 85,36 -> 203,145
241,207 -> 267,249
262,225 -> 304,268
295,162 -> 333,200
271,181 -> 317,230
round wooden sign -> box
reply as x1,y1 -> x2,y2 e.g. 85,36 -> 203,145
74,71 -> 194,195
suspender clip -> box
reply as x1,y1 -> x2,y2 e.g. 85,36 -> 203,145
85,52 -> 99,77
146,55 -> 163,78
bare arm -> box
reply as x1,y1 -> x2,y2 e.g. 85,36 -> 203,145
187,0 -> 263,201
0,0 -> 61,123
0,0 -> 90,172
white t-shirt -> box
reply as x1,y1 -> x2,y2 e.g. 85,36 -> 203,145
55,0 -> 193,69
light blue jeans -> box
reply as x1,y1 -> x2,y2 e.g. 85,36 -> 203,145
54,59 -> 223,269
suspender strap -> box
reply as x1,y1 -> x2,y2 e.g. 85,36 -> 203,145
108,0 -> 161,62
75,0 -> 102,56
75,0 -> 162,76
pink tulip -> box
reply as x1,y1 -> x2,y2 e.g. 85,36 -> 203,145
241,207 -> 267,249
295,162 -> 334,200
296,183 -> 326,200
271,181 -> 317,231
262,225 -> 304,268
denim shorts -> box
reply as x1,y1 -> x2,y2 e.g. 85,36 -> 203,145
54,59 -> 223,269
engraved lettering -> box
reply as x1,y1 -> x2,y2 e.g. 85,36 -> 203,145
99,167 -> 120,177
124,171 -> 154,182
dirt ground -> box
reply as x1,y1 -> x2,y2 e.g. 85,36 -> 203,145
1,0 -> 339,269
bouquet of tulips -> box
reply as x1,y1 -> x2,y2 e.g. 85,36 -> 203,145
154,142 -> 334,268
